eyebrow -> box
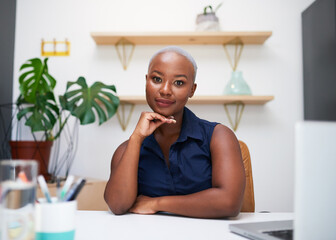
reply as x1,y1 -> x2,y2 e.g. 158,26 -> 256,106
151,71 -> 188,79
175,74 -> 188,79
151,70 -> 163,76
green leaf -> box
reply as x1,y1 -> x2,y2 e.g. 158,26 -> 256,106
96,95 -> 118,118
18,58 -> 56,103
17,106 -> 34,120
203,5 -> 213,14
60,76 -> 119,125
17,92 -> 60,133
63,89 -> 82,98
92,101 -> 107,125
214,2 -> 223,13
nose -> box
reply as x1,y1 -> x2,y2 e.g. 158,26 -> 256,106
159,80 -> 172,96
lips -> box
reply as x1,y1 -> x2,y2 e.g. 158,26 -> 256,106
155,98 -> 175,108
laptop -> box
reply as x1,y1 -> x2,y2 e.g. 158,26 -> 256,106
229,121 -> 336,240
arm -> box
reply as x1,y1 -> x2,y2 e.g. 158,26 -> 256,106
104,112 -> 176,215
129,124 -> 246,218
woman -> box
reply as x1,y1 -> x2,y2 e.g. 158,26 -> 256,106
104,46 -> 245,218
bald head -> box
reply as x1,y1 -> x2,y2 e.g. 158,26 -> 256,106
148,46 -> 198,82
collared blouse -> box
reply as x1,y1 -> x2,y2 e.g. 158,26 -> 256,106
138,107 -> 218,197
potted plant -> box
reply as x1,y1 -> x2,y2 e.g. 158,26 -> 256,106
10,58 -> 119,181
196,3 -> 223,31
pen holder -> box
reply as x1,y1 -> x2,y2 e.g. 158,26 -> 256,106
35,199 -> 77,240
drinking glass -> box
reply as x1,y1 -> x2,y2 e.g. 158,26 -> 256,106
0,160 -> 38,240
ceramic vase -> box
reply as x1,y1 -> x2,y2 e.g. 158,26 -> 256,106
224,71 -> 252,95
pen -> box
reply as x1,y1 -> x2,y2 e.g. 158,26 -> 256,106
37,175 -> 52,203
64,178 -> 86,201
56,178 -> 61,201
60,175 -> 74,201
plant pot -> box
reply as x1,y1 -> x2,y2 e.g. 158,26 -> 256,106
196,13 -> 220,31
9,141 -> 53,181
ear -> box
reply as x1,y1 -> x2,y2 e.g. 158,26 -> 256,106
145,74 -> 149,85
189,83 -> 197,98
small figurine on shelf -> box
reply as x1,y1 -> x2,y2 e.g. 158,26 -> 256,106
195,3 -> 223,31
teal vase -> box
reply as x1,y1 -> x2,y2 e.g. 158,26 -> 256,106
224,71 -> 252,95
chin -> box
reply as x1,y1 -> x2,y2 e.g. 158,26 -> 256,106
153,108 -> 173,117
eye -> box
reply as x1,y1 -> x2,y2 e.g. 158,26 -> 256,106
174,80 -> 184,86
152,76 -> 162,83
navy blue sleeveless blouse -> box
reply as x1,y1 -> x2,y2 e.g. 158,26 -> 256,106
138,107 -> 218,197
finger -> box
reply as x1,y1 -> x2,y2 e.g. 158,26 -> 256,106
147,113 -> 168,123
167,115 -> 176,123
146,114 -> 175,126
151,118 -> 168,129
166,118 -> 176,124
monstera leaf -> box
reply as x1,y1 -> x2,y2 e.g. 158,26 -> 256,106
15,57 -> 119,141
60,77 -> 119,125
18,58 -> 56,103
17,91 -> 60,133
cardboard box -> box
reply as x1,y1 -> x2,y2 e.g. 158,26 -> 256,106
36,177 -> 108,211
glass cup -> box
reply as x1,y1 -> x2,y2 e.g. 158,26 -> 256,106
0,160 -> 38,240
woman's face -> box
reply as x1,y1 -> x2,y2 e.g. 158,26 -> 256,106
146,52 -> 197,117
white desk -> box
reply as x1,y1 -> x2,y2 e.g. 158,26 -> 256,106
75,211 -> 293,240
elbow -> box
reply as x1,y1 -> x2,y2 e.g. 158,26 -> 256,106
225,205 -> 241,218
215,196 -> 242,218
224,198 -> 243,217
104,196 -> 129,215
215,203 -> 241,218
109,206 -> 129,215
104,190 -> 129,215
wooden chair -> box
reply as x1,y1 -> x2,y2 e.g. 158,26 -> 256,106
239,140 -> 255,212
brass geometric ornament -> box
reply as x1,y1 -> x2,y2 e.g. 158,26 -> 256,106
116,103 -> 135,131
115,38 -> 135,70
223,102 -> 245,132
223,39 -> 244,71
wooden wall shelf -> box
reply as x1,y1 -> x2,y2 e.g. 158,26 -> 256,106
91,31 -> 272,45
116,95 -> 274,131
119,95 -> 274,105
90,31 -> 272,70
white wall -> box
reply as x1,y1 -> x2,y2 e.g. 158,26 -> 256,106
13,0 -> 315,212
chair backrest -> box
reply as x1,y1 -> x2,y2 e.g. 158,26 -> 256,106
239,140 -> 255,212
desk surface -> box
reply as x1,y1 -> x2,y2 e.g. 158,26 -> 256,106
75,211 -> 293,240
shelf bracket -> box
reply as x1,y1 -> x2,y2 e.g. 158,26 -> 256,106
115,38 -> 136,70
116,102 -> 135,131
223,102 -> 245,131
223,38 -> 244,71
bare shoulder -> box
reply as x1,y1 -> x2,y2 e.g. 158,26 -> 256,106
114,140 -> 129,156
210,124 -> 240,151
212,124 -> 238,142
110,140 -> 129,169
